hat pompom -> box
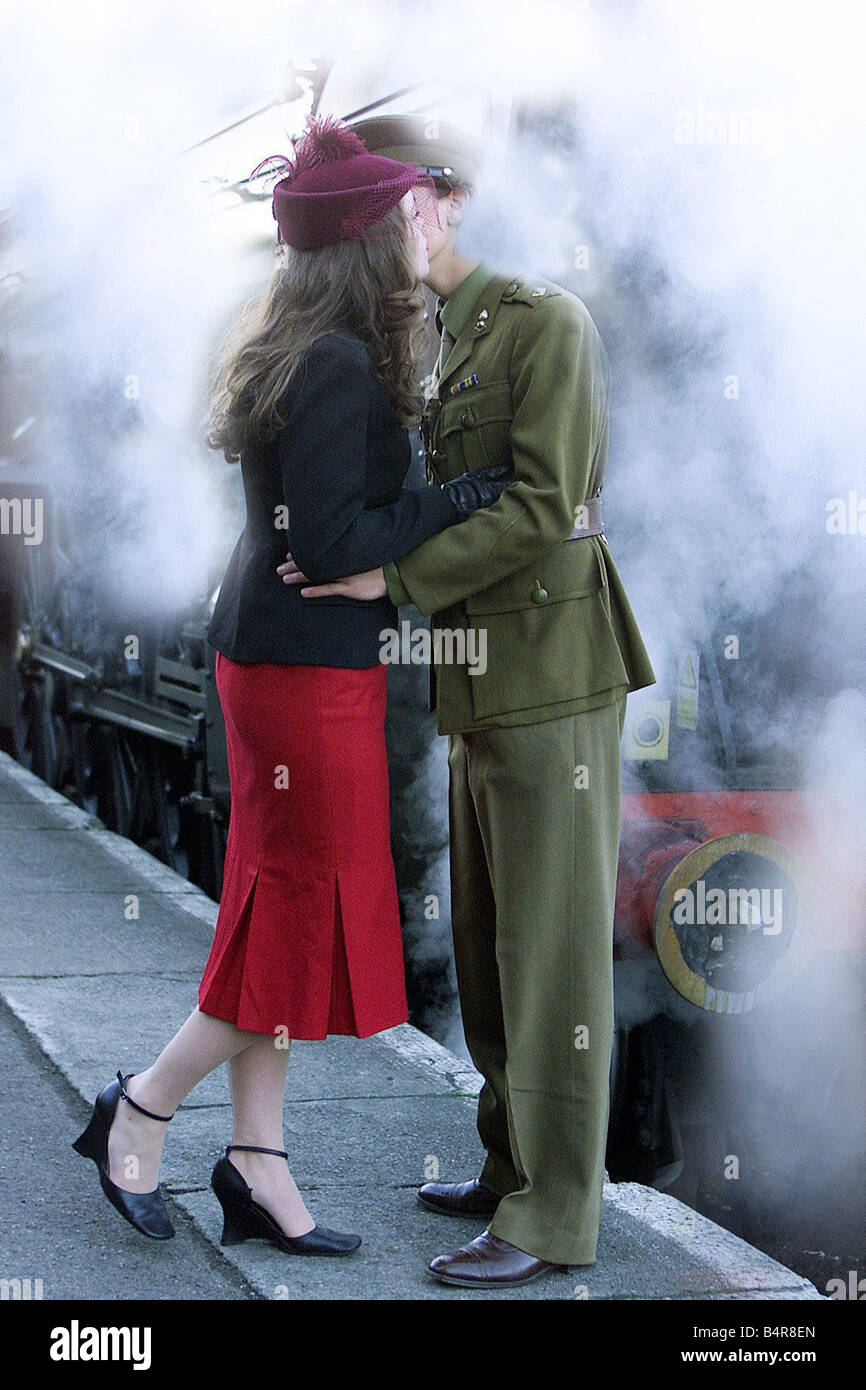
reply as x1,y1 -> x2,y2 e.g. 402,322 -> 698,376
289,115 -> 370,181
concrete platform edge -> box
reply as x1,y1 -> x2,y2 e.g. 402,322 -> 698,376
0,751 -> 823,1301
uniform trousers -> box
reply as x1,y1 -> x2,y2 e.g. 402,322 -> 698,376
447,694 -> 627,1266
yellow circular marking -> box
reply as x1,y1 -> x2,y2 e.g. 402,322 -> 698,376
634,715 -> 664,748
653,833 -> 813,1013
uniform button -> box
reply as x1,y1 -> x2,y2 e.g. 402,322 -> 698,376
461,412 -> 469,427
531,581 -> 549,604
506,281 -> 519,294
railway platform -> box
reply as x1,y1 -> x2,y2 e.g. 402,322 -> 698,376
0,750 -> 823,1301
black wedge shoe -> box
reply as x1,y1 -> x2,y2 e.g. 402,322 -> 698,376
72,1071 -> 175,1240
211,1145 -> 362,1256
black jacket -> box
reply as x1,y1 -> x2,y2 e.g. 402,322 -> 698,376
207,332 -> 458,667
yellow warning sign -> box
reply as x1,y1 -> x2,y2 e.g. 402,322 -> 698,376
680,654 -> 698,688
677,649 -> 700,730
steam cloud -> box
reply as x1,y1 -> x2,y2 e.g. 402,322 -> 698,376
2,0 -> 864,1259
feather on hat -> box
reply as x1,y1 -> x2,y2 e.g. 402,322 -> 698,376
251,115 -> 429,250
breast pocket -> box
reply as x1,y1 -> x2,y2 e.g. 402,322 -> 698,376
436,381 -> 513,477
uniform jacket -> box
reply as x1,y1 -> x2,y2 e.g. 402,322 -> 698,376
207,331 -> 458,668
383,272 -> 656,733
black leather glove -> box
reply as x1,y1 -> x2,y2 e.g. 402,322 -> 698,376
440,462 -> 515,522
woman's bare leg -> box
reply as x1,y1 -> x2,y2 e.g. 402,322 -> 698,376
106,1007 -> 262,1194
226,1035 -> 315,1237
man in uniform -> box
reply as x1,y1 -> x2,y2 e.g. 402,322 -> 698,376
279,114 -> 656,1287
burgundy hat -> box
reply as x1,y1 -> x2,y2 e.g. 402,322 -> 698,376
251,115 -> 429,251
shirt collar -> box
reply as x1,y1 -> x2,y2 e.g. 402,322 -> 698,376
439,262 -> 494,341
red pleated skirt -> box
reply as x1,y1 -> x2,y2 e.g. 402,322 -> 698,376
197,653 -> 408,1039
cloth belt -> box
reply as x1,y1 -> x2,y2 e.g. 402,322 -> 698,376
566,495 -> 604,539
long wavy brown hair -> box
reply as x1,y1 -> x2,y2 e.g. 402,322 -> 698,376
207,202 -> 427,462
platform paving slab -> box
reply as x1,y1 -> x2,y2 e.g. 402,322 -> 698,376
0,751 -> 823,1301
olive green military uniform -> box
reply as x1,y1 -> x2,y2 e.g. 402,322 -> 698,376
353,118 -> 655,1267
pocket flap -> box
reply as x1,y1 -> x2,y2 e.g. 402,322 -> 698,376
465,537 -> 605,615
439,381 -> 512,435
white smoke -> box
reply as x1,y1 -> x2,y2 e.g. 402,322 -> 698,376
2,2 -> 863,1225
5,0 -> 862,638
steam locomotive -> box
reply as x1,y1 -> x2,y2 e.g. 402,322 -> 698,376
2,75 -> 863,1291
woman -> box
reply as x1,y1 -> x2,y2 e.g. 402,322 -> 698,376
72,116 -> 511,1257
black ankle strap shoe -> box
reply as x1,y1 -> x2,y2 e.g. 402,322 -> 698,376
72,1071 -> 175,1240
212,1145 -> 361,1256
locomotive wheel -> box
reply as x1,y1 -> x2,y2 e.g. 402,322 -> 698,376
179,797 -> 227,902
68,719 -> 96,812
91,726 -> 182,870
128,741 -> 179,870
14,669 -> 69,790
93,725 -> 136,836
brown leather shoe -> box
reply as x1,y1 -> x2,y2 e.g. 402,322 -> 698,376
417,1178 -> 500,1217
427,1231 -> 569,1287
